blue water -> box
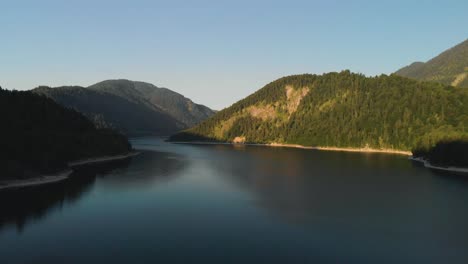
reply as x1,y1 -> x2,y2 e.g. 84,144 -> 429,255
1,137 -> 468,264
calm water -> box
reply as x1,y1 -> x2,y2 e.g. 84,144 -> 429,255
1,138 -> 468,264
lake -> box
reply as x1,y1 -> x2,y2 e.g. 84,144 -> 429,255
1,137 -> 468,264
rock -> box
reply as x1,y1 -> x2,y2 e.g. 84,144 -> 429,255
233,136 -> 246,144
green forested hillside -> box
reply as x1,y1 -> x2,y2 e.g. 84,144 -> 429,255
170,71 -> 468,151
0,88 -> 131,179
395,39 -> 468,87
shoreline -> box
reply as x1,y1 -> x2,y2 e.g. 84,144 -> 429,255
172,141 -> 412,156
409,156 -> 468,174
0,151 -> 140,191
268,143 -> 412,156
0,170 -> 73,191
174,140 -> 468,174
68,151 -> 140,167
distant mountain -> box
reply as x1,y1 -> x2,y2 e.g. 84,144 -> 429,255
170,71 -> 468,152
33,80 -> 215,136
395,39 -> 468,87
89,80 -> 215,127
0,88 -> 131,179
33,85 -> 182,136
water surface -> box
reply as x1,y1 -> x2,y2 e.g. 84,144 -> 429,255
1,137 -> 468,263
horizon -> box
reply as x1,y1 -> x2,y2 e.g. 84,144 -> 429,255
1,0 -> 467,110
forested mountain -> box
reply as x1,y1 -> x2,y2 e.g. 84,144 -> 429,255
170,71 -> 468,152
89,80 -> 215,127
395,39 -> 468,87
33,80 -> 215,136
0,88 -> 131,180
33,86 -> 182,136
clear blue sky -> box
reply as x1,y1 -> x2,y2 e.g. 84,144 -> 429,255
1,0 -> 467,109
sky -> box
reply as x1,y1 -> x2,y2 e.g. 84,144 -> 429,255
1,0 -> 467,110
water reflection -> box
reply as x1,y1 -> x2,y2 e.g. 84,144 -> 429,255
211,145 -> 468,227
199,144 -> 468,263
3,138 -> 468,263
96,151 -> 187,189
0,150 -> 187,233
0,159 -> 129,233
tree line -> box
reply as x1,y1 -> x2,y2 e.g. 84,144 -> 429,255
170,71 -> 468,166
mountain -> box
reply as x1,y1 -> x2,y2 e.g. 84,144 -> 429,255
33,80 -> 215,136
89,80 -> 215,127
170,71 -> 468,152
395,39 -> 468,87
0,88 -> 131,180
33,85 -> 183,136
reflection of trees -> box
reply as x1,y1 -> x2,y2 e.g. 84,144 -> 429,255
95,150 -> 188,189
0,150 -> 188,234
0,159 -> 131,233
213,145 -> 433,226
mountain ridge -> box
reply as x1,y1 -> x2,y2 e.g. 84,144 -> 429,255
33,79 -> 216,136
395,39 -> 468,87
90,79 -> 215,127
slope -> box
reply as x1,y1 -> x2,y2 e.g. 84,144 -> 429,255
395,39 -> 468,87
170,71 -> 468,152
88,79 -> 216,127
0,88 -> 131,179
33,85 -> 183,136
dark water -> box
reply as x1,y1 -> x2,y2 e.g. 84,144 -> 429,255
1,138 -> 468,264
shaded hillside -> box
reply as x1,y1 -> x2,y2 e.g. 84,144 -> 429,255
395,39 -> 468,87
170,71 -> 468,151
0,88 -> 131,180
33,80 -> 215,136
34,86 -> 182,136
413,139 -> 468,167
133,81 -> 215,127
89,80 -> 216,127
